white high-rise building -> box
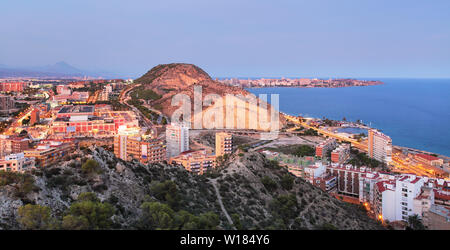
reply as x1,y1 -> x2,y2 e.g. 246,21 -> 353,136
166,123 -> 189,158
374,174 -> 425,222
368,129 -> 392,163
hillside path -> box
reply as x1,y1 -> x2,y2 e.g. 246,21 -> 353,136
209,179 -> 236,230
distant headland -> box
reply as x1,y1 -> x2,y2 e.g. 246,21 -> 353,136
218,77 -> 383,88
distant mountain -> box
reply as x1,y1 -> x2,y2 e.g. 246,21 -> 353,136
29,61 -> 85,76
0,62 -> 127,79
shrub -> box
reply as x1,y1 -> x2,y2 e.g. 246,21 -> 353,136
261,176 -> 277,192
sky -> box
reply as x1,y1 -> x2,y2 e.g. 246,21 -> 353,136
1,0 -> 450,78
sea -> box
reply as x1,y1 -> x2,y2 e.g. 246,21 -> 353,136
246,78 -> 450,157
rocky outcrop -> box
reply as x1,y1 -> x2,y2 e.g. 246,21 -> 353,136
134,63 -> 285,129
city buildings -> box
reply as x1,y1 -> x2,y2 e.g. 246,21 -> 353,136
114,134 -> 166,164
51,91 -> 89,104
169,149 -> 216,175
0,152 -> 35,172
29,109 -> 40,125
56,85 -> 72,95
0,135 -> 30,157
0,94 -> 15,113
215,132 -> 232,157
374,174 -> 425,222
24,140 -> 76,167
424,205 -> 450,230
51,105 -> 139,137
166,123 -> 189,158
415,153 -> 444,168
315,138 -> 336,158
0,82 -> 28,92
368,129 -> 392,163
330,144 -> 350,163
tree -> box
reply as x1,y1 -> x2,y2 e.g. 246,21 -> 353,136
406,215 -> 426,230
231,213 -> 243,230
269,194 -> 298,227
81,159 -> 102,174
280,174 -> 294,190
140,201 -> 176,230
18,204 -> 53,230
261,176 -> 277,192
149,180 -> 180,210
63,192 -> 114,230
61,215 -> 89,230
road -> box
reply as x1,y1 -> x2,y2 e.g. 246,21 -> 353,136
4,107 -> 35,135
118,84 -> 154,128
283,114 -> 368,152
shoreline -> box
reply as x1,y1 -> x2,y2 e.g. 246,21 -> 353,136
281,113 -> 449,159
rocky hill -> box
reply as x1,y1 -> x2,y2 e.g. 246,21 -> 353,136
0,146 -> 383,230
134,63 -> 284,130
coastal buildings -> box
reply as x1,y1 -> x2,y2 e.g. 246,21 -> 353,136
374,174 -> 425,222
215,132 -> 232,157
424,205 -> 450,230
169,149 -> 216,175
166,123 -> 189,158
114,134 -> 166,164
330,144 -> 350,163
415,153 -> 444,168
219,78 -> 383,88
368,129 -> 392,163
315,138 -> 336,158
0,153 -> 35,172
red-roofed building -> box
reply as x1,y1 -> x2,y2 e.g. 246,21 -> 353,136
415,153 -> 444,167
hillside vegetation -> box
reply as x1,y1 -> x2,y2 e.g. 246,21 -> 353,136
0,147 -> 382,230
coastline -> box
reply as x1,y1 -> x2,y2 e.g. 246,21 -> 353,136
285,113 -> 448,159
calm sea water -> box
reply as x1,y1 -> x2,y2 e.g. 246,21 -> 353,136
247,78 -> 450,157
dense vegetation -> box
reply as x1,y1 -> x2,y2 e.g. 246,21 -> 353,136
348,148 -> 385,169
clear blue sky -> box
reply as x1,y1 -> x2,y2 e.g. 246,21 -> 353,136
1,0 -> 449,78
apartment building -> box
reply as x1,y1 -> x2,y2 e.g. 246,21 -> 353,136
315,138 -> 337,158
114,134 -> 166,164
368,129 -> 392,163
169,149 -> 216,175
331,144 -> 350,163
0,94 -> 15,112
166,123 -> 189,158
51,105 -> 138,137
374,174 -> 425,222
328,164 -> 364,198
215,132 -> 233,157
0,82 -> 28,92
24,140 -> 76,167
0,135 -> 30,157
0,153 -> 35,172
415,153 -> 444,167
